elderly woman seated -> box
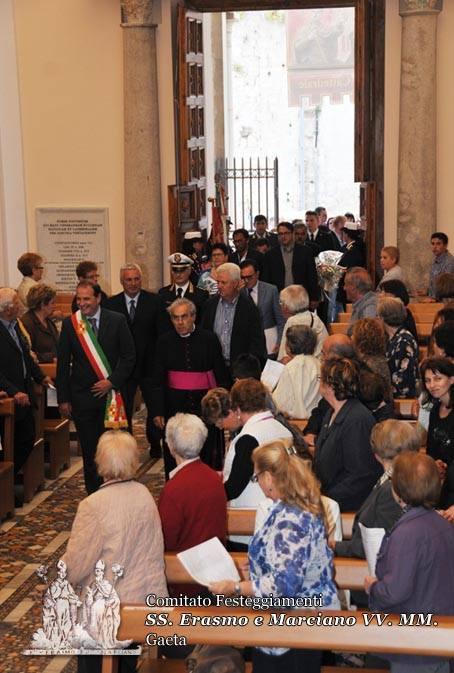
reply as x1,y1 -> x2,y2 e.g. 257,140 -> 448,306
335,419 -> 420,559
365,453 -> 454,673
273,324 -> 321,419
63,430 -> 168,673
21,283 -> 59,363
277,284 -> 328,360
314,357 -> 381,511
378,295 -> 419,398
158,413 -> 227,557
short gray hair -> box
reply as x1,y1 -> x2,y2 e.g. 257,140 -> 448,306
286,325 -> 317,356
0,288 -> 17,312
377,295 -> 406,327
279,285 -> 309,313
345,267 -> 373,294
165,413 -> 208,459
120,263 -> 142,279
216,263 -> 240,281
95,431 -> 139,480
167,297 -> 196,317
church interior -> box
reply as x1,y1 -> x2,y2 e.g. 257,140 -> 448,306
1,1 -> 454,672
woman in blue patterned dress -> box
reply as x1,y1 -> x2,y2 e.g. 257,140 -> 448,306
210,439 -> 339,673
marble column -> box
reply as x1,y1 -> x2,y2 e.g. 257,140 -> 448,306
397,0 -> 442,292
121,0 -> 162,291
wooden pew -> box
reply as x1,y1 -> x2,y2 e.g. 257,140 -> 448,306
109,605 -> 454,670
0,397 -> 15,519
21,383 -> 46,502
393,398 -> 418,420
329,322 -> 349,336
226,508 -> 355,541
39,363 -> 71,477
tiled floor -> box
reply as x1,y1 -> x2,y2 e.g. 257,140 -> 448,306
0,412 -> 164,673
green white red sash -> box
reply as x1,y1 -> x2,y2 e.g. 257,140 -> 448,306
71,310 -> 128,429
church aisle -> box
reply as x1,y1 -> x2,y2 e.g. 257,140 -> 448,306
0,412 -> 162,673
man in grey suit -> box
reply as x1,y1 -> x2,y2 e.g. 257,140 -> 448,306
239,259 -> 285,356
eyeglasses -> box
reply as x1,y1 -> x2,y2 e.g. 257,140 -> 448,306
241,274 -> 255,281
250,471 -> 264,483
35,266 -> 44,270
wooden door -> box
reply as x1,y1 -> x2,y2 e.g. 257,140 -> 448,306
169,6 -> 207,252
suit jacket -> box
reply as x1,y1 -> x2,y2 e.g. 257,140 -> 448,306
0,320 -> 44,418
56,308 -> 136,410
249,231 -> 279,249
105,290 -> 168,380
201,294 -> 267,366
158,282 -> 208,322
229,246 -> 263,272
241,280 -> 285,340
261,244 -> 320,300
21,310 -> 59,363
305,229 -> 341,256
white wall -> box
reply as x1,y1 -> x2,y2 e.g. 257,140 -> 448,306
0,0 -> 28,286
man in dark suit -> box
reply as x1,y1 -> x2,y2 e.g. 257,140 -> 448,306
249,214 -> 279,250
106,263 -> 168,456
0,288 -> 51,477
260,221 -> 320,309
57,281 -> 135,493
305,210 -> 338,256
159,253 -> 208,321
201,263 -> 267,368
239,259 -> 285,356
230,229 -> 263,272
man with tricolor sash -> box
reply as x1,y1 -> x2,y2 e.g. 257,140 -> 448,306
56,281 -> 135,493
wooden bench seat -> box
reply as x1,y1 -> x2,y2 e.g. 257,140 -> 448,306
44,418 -> 70,478
21,383 -> 46,502
226,508 -> 355,541
140,660 -> 383,673
0,397 -> 15,519
101,605 -> 454,673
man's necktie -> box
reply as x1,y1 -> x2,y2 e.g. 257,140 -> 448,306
9,323 -> 26,376
248,287 -> 253,296
176,287 -> 183,298
88,318 -> 98,336
310,233 -> 314,241
129,299 -> 136,321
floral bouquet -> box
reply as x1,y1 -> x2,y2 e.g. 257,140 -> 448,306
316,250 -> 346,294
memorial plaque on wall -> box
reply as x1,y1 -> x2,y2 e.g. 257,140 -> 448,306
36,208 -> 110,291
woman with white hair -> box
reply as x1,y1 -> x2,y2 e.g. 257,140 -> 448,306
273,325 -> 321,419
63,430 -> 167,673
277,284 -> 328,360
158,413 -> 227,596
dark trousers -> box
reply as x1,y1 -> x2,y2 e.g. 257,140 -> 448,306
252,647 -> 321,673
123,379 -> 162,450
73,406 -> 106,494
14,409 -> 35,475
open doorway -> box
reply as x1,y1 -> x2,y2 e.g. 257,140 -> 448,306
171,0 -> 383,279
223,7 -> 357,229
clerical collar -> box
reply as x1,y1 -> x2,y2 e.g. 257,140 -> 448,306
179,325 -> 196,338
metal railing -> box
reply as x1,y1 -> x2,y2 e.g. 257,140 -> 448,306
216,156 -> 279,230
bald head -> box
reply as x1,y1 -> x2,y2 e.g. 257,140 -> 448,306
321,334 -> 355,360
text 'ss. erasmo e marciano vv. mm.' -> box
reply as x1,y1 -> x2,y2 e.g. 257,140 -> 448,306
143,594 -> 439,647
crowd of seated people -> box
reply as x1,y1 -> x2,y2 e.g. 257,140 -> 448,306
2,220 -> 454,672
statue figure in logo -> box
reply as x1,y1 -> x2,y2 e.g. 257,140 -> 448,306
42,559 -> 81,647
84,559 -> 121,648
